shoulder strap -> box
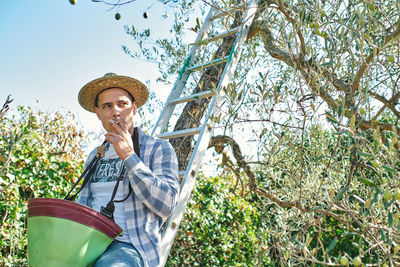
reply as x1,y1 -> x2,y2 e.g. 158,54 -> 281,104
100,127 -> 140,220
64,142 -> 106,201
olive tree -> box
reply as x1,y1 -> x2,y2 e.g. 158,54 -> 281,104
90,0 -> 400,265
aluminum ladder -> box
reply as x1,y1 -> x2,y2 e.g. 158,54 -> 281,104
151,1 -> 258,265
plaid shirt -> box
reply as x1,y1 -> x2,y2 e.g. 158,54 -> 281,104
77,128 -> 179,267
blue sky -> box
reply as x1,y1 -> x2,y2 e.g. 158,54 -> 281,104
0,0 -> 181,131
0,1 -> 228,174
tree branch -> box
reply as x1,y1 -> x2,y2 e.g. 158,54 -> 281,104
92,0 -> 136,7
359,119 -> 400,133
292,255 -> 341,266
276,0 -> 306,57
209,135 -> 308,212
369,91 -> 400,120
257,20 -> 295,67
0,95 -> 13,120
351,20 -> 400,95
232,118 -> 304,130
298,68 -> 336,109
256,20 -> 337,109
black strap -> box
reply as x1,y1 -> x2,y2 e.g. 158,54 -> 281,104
64,142 -> 106,201
100,127 -> 140,220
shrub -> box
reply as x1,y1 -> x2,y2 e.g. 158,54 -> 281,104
0,106 -> 85,266
168,174 -> 270,266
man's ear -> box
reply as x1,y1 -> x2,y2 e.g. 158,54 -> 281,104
94,107 -> 101,120
132,102 -> 138,115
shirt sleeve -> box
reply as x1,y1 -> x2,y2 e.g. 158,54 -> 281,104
124,140 -> 180,219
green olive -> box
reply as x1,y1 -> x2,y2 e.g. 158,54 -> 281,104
353,256 -> 362,266
394,189 -> 400,200
340,256 -> 349,266
383,190 -> 392,201
372,160 -> 379,169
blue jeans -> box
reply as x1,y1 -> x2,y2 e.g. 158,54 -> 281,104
94,240 -> 144,267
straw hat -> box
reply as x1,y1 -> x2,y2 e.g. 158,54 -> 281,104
78,73 -> 149,113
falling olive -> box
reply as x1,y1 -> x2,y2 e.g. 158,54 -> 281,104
143,12 -> 148,19
69,0 -> 76,4
115,13 -> 121,20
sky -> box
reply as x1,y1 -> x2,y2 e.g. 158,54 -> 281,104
0,0 -> 222,172
0,0 -> 181,133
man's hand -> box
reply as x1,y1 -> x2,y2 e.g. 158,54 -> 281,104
105,116 -> 135,160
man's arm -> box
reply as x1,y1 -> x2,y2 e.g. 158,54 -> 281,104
124,140 -> 180,219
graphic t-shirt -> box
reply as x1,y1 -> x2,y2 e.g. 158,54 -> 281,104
90,143 -> 130,243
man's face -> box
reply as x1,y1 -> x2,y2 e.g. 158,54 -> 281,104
94,88 -> 137,134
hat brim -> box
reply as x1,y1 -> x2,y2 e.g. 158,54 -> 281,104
78,75 -> 149,113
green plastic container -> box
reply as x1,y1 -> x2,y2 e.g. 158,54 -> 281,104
27,198 -> 122,267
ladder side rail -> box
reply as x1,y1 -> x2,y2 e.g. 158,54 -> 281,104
159,94 -> 221,266
152,7 -> 217,137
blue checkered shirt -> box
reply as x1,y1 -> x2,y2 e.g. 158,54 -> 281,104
77,128 -> 179,267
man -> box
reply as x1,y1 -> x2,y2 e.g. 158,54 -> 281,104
76,73 -> 180,267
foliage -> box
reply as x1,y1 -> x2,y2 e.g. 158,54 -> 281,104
0,106 -> 86,266
168,174 -> 269,266
254,124 -> 400,265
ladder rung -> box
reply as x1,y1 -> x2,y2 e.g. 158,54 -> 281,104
170,91 -> 214,105
158,127 -> 202,139
204,27 -> 240,43
211,5 -> 246,20
186,56 -> 229,72
190,27 -> 240,46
